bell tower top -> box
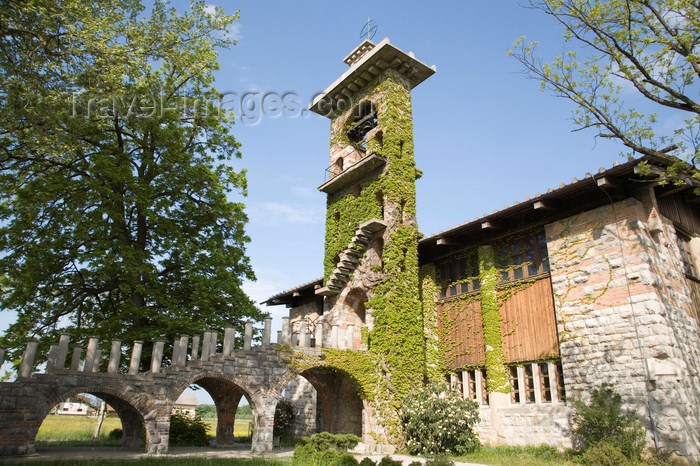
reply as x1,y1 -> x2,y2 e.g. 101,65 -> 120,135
309,38 -> 436,117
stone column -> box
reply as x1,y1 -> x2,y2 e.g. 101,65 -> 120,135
244,321 -> 253,350
298,319 -> 307,348
172,338 -> 182,367
548,362 -> 559,404
55,333 -> 71,371
263,317 -> 272,346
0,347 -> 5,367
331,324 -> 339,349
517,366 -> 526,405
201,331 -> 212,362
177,335 -> 189,366
209,331 -> 218,357
144,407 -> 171,455
281,317 -> 290,345
107,339 -> 122,374
70,346 -> 82,371
151,340 -> 165,373
251,396 -> 276,453
191,335 -> 200,361
347,324 -> 355,350
532,363 -> 542,404
18,340 -> 38,378
129,341 -> 143,375
45,344 -> 58,374
83,337 -> 99,372
91,348 -> 102,372
315,323 -> 323,348
223,327 -> 236,356
277,331 -> 282,344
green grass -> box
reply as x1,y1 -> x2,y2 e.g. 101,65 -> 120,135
27,460 -> 289,466
37,415 -> 123,446
449,444 -> 577,466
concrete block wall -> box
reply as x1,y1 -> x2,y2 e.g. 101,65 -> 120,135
545,196 -> 700,461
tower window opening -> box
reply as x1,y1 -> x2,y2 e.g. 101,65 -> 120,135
347,100 -> 377,143
336,157 -> 344,175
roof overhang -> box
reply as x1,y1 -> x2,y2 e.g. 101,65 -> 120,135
309,38 -> 436,118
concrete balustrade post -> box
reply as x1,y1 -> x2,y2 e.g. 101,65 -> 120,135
18,340 -> 38,378
262,318 -> 272,346
70,346 -> 82,371
209,331 -> 218,357
107,339 -> 122,374
191,335 -> 200,361
45,344 -> 58,374
291,332 -> 298,347
244,321 -> 253,350
129,341 -> 143,375
281,317 -> 290,345
91,348 -> 102,372
172,338 -> 182,367
298,319 -> 307,348
55,333 -> 71,371
223,327 -> 235,356
177,335 -> 189,366
83,337 -> 99,372
331,324 -> 339,349
0,347 -> 5,367
201,331 -> 212,362
315,322 -> 323,348
347,324 -> 355,350
276,331 -> 282,343
151,340 -> 165,373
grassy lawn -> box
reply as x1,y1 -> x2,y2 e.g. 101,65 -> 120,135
37,415 -> 123,444
37,415 -> 254,446
450,445 -> 577,466
26,460 -> 288,466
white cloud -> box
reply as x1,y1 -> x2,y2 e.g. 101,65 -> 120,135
247,201 -> 323,226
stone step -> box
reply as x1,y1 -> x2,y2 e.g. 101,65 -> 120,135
359,218 -> 388,233
332,269 -> 349,278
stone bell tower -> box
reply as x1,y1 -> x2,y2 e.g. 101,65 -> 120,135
309,38 -> 435,349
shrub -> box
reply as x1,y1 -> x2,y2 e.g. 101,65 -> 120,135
292,432 -> 362,466
274,398 -> 295,437
571,384 -> 646,460
581,443 -> 630,466
108,428 -> 122,441
168,412 -> 209,447
424,459 -> 455,466
377,457 -> 402,466
359,458 -> 376,466
400,380 -> 480,455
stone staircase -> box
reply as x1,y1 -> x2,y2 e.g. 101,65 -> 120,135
316,218 -> 387,296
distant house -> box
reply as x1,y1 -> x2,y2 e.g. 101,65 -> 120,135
173,393 -> 199,418
54,401 -> 95,416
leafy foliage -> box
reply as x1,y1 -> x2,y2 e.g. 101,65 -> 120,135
0,0 -> 262,361
273,398 -> 295,437
571,384 -> 646,460
511,0 -> 700,191
168,412 -> 209,447
400,381 -> 480,456
292,432 -> 362,466
581,443 -> 630,466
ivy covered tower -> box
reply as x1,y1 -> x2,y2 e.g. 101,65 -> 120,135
307,38 -> 435,441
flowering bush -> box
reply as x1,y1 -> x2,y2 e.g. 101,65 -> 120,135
400,381 -> 480,455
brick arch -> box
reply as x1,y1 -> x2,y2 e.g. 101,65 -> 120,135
300,366 -> 364,437
29,384 -> 157,453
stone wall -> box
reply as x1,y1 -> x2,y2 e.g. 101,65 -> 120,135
476,404 -> 572,448
284,375 -> 318,436
545,195 -> 700,461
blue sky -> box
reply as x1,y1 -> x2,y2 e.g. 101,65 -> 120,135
1,1 -> 639,401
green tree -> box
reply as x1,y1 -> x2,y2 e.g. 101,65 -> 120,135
0,0 -> 262,362
511,0 -> 700,190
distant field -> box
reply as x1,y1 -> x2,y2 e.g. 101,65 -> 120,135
37,415 -> 122,442
37,415 -> 253,443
